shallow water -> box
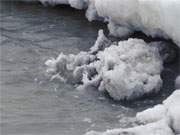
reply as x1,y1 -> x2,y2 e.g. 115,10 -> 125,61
0,1 -> 179,135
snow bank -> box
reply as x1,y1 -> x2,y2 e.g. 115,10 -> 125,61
175,75 -> 180,89
93,0 -> 180,47
45,30 -> 163,100
85,90 -> 180,135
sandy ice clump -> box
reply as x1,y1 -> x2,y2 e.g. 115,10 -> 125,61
46,30 -> 163,100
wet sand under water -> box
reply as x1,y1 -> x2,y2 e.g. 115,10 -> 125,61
0,1 -> 179,135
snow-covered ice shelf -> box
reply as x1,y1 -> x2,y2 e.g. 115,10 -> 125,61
85,90 -> 180,135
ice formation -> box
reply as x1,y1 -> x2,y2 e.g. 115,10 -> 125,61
175,75 -> 180,89
93,0 -> 180,47
46,30 -> 163,100
85,90 -> 180,135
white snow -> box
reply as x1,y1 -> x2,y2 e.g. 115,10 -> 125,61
97,38 -> 163,100
175,75 -> 180,89
46,30 -> 163,100
137,90 -> 180,134
68,0 -> 86,9
137,104 -> 167,124
85,90 -> 180,135
93,0 -> 180,47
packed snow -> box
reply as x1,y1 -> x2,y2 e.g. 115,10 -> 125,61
46,30 -> 163,100
85,90 -> 180,135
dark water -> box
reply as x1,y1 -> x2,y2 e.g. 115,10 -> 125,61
0,1 -> 179,135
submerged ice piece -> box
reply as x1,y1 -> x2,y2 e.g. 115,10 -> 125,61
46,30 -> 163,100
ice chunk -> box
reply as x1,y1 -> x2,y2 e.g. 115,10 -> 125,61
107,21 -> 133,38
85,0 -> 98,21
46,30 -> 163,100
97,38 -> 163,100
90,29 -> 111,54
163,90 -> 180,134
69,0 -> 86,9
82,117 -> 92,123
175,75 -> 180,89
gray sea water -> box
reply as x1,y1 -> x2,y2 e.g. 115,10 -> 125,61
0,1 -> 179,135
